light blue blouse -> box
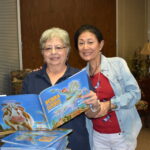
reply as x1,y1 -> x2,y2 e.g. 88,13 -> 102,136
86,55 -> 142,148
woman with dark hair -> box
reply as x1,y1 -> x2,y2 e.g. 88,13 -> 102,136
74,24 -> 142,150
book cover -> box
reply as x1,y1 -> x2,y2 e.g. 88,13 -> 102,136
39,68 -> 90,129
1,129 -> 71,149
1,135 -> 68,150
0,69 -> 90,133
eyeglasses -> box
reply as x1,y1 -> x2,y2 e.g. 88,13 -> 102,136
43,46 -> 66,52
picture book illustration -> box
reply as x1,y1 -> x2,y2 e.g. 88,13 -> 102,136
0,94 -> 48,132
1,129 -> 72,149
39,68 -> 90,129
0,69 -> 90,133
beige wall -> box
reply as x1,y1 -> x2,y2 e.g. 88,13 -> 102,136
117,0 -> 147,59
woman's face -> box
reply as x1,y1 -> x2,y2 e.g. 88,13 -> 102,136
78,31 -> 104,62
42,37 -> 68,66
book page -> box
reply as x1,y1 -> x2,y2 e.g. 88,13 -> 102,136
39,69 -> 90,130
0,94 -> 49,133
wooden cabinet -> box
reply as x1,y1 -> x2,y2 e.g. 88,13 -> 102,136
138,78 -> 150,102
138,78 -> 150,127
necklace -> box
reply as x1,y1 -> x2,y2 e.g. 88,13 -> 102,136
89,56 -> 101,89
90,68 -> 101,89
94,72 -> 100,89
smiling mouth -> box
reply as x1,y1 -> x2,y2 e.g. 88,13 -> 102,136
11,116 -> 25,123
82,52 -> 92,56
50,57 -> 59,60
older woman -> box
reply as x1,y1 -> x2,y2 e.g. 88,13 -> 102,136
22,27 -> 100,150
74,24 -> 142,150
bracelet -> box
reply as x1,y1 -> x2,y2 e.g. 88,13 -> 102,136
90,100 -> 101,112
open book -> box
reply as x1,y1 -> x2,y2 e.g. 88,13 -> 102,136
0,69 -> 90,133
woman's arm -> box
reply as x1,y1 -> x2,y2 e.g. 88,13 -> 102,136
110,58 -> 141,109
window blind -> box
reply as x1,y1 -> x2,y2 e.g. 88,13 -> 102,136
0,0 -> 20,94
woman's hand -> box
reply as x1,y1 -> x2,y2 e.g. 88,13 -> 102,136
83,91 -> 100,110
94,101 -> 111,118
32,66 -> 42,72
82,91 -> 101,118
